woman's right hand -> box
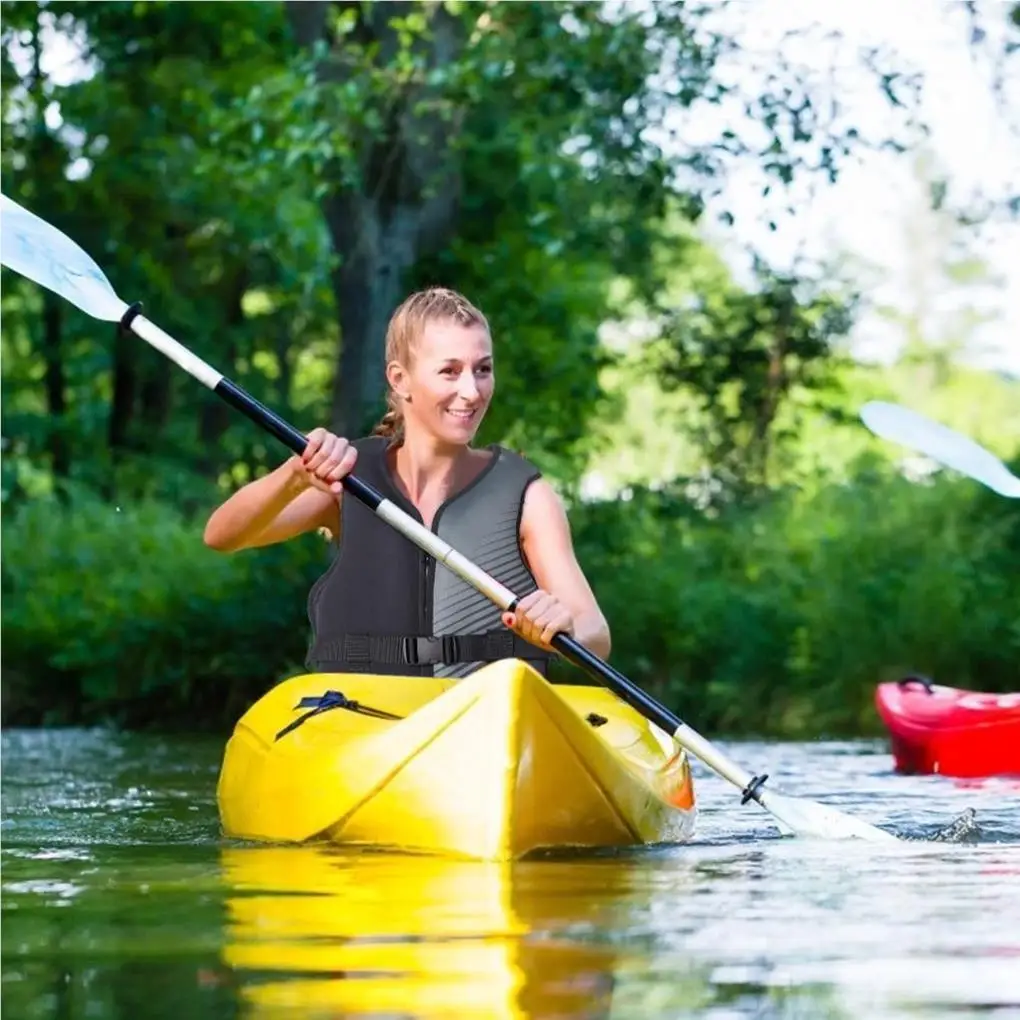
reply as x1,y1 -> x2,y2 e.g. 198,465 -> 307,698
290,428 -> 358,495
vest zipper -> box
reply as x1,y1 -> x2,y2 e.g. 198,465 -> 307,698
422,551 -> 435,635
425,505 -> 449,639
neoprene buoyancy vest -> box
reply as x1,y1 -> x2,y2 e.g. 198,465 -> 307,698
305,436 -> 554,679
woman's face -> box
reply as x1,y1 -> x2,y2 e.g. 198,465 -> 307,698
390,319 -> 495,445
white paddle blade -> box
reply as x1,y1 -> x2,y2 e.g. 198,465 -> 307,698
861,401 -> 1020,499
0,193 -> 128,322
670,722 -> 897,841
760,790 -> 899,843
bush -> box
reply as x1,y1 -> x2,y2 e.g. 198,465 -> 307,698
1,495 -> 326,729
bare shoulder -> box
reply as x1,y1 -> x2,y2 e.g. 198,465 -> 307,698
521,477 -> 571,538
523,476 -> 565,511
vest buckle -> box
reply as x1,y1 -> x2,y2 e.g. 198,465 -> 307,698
441,635 -> 460,662
401,636 -> 461,665
402,636 -> 423,665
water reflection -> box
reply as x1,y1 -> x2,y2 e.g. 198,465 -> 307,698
219,846 -> 627,1019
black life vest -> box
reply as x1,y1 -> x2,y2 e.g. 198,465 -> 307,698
305,436 -> 553,678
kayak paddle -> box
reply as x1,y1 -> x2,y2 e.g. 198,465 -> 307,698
0,191 -> 899,843
860,400 -> 1020,498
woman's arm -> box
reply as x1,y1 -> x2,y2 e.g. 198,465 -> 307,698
203,461 -> 339,552
203,429 -> 356,552
515,478 -> 611,659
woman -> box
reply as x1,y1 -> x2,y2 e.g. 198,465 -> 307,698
203,286 -> 610,678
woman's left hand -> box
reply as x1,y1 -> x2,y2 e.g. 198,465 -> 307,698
502,590 -> 574,650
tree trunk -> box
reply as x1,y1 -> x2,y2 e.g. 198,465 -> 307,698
108,330 -> 174,459
325,193 -> 422,434
196,361 -> 232,470
197,269 -> 248,471
285,0 -> 465,436
41,292 -> 70,481
138,363 -> 173,435
108,324 -> 137,459
29,13 -> 70,483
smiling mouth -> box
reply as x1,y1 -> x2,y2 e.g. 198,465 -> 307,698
446,408 -> 477,420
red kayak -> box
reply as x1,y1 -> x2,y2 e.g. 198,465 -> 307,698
875,676 -> 1020,778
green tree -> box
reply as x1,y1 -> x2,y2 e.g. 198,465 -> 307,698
208,0 -> 929,460
1,1 -> 335,504
644,255 -> 856,498
2,0 -> 939,495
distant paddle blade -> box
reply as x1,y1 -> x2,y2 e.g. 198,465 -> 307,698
760,790 -> 899,843
861,401 -> 1020,499
0,193 -> 128,322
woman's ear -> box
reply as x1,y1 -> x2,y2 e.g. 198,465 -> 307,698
385,360 -> 410,401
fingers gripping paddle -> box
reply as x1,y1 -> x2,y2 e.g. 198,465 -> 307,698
860,401 -> 1020,499
0,192 -> 898,843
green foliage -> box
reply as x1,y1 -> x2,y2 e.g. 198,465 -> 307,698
0,0 -> 939,495
202,0 -> 733,461
2,1 -> 1015,737
0,493 -> 326,728
644,255 -> 858,496
1,0 -> 336,506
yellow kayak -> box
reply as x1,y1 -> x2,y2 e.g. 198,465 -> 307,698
217,658 -> 696,860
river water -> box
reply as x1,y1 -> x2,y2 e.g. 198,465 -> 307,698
1,728 -> 1018,1019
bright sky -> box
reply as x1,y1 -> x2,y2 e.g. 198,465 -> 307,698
11,1 -> 1019,375
684,0 -> 1020,376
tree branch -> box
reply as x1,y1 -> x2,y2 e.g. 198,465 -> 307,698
285,1 -> 330,49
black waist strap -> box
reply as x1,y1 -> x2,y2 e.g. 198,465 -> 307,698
314,631 -> 539,668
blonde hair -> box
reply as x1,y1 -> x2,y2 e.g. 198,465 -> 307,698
372,287 -> 490,443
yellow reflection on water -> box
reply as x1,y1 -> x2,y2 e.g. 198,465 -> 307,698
219,845 -> 631,1019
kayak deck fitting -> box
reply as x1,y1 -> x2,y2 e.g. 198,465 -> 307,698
217,659 -> 697,860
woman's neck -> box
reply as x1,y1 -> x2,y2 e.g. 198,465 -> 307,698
393,431 -> 475,504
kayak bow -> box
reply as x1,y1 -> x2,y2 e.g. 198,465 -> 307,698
218,661 -> 698,858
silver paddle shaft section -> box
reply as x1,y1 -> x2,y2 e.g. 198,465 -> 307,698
672,722 -> 755,790
131,316 -> 224,391
376,501 -> 517,610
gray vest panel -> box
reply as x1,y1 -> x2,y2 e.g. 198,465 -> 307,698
431,449 -> 545,679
